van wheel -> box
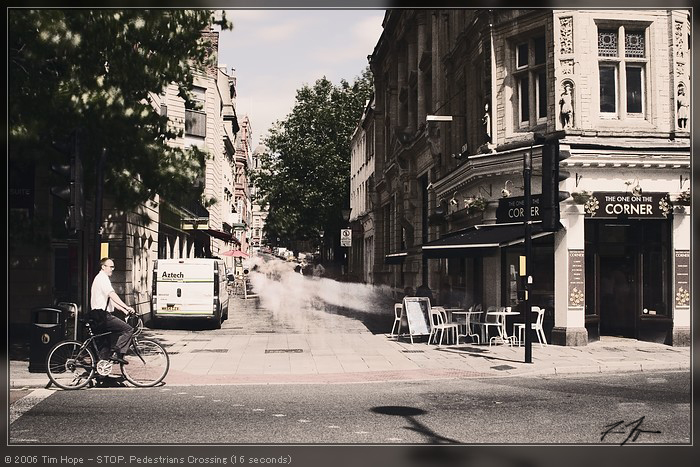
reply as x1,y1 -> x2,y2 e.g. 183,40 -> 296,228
213,308 -> 222,330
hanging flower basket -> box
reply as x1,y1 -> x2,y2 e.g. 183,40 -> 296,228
465,196 -> 487,215
674,189 -> 691,206
571,190 -> 592,204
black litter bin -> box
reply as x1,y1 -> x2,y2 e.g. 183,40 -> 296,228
29,307 -> 68,373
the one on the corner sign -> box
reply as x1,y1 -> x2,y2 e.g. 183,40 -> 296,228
340,229 -> 352,247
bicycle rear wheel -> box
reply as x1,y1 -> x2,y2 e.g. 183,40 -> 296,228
121,338 -> 169,387
46,341 -> 96,390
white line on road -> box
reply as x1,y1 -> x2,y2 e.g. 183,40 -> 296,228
646,377 -> 667,383
10,389 -> 54,425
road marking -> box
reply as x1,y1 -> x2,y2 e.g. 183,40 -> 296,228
176,392 -> 188,395
10,389 -> 54,425
273,414 -> 286,417
327,425 -> 340,429
387,437 -> 403,442
646,377 -> 667,383
194,395 -> 205,398
298,419 -> 311,423
253,408 -> 265,412
354,431 -> 370,434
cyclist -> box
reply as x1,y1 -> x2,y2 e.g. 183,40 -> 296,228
90,257 -> 135,365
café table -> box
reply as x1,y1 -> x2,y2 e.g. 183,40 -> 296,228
485,308 -> 520,345
444,308 -> 483,344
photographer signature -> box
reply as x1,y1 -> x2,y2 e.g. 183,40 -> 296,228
601,416 -> 661,445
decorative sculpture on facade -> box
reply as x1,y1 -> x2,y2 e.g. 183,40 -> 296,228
677,83 -> 689,130
482,102 -> 492,143
559,81 -> 574,129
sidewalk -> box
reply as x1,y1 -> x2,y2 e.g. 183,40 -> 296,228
9,327 -> 690,388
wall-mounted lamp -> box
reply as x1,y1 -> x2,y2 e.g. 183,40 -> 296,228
625,178 -> 643,196
575,173 -> 583,187
449,192 -> 459,206
501,180 -> 514,198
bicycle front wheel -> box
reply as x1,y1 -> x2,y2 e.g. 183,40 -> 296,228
121,338 -> 169,387
46,341 -> 96,390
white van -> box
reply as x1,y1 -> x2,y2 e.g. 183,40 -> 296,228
151,258 -> 229,329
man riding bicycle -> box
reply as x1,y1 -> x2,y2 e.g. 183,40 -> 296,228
90,257 -> 135,365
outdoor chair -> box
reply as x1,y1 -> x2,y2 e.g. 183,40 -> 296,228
429,306 -> 459,346
514,306 -> 548,347
472,306 -> 503,345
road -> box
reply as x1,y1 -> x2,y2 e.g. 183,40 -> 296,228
9,371 -> 689,445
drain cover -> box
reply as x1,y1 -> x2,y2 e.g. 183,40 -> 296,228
265,349 -> 303,354
192,349 -> 229,353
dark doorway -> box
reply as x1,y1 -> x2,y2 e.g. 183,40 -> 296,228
585,219 -> 672,341
599,254 -> 637,337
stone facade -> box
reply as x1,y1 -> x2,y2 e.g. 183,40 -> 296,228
367,9 -> 690,346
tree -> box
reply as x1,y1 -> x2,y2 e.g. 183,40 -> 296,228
253,68 -> 373,251
9,10 -> 232,237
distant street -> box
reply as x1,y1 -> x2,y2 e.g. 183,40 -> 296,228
10,371 -> 689,444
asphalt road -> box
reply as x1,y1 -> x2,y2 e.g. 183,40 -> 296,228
9,371 -> 689,445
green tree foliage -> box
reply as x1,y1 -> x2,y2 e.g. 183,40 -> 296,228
253,68 -> 373,246
9,9 -> 231,214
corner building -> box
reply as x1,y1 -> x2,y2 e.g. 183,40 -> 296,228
368,9 -> 690,346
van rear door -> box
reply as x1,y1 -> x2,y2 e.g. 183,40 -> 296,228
154,259 -> 215,317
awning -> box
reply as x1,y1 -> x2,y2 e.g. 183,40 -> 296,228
422,222 -> 554,258
384,251 -> 407,264
200,229 -> 240,245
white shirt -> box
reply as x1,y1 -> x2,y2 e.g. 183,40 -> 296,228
90,270 -> 115,311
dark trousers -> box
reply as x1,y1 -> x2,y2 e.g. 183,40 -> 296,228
97,312 -> 134,358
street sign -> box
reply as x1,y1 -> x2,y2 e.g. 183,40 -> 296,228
340,229 -> 352,247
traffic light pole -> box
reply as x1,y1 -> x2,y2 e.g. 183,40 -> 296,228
523,151 -> 533,363
94,148 -> 107,271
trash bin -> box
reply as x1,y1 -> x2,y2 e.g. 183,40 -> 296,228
29,307 -> 68,373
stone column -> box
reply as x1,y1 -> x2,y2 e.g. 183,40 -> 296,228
407,36 -> 417,134
671,206 -> 691,346
417,14 -> 427,120
551,201 -> 588,346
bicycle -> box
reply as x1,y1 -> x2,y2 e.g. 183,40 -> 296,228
46,313 -> 169,390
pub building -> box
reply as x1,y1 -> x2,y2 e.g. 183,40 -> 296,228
425,143 -> 690,347
368,9 -> 690,346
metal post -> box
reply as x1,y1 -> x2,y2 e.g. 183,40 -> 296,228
523,151 -> 533,363
94,148 -> 107,271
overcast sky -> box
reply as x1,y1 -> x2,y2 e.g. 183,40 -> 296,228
218,9 -> 386,147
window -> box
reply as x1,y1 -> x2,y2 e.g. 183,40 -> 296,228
514,35 -> 547,129
598,25 -> 648,117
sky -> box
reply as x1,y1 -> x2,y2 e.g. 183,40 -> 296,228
217,9 -> 386,147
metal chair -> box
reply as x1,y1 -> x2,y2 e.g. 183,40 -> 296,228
472,306 -> 503,344
429,307 -> 459,346
514,306 -> 548,347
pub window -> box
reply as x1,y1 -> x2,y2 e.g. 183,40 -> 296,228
513,34 -> 547,129
597,25 -> 648,118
